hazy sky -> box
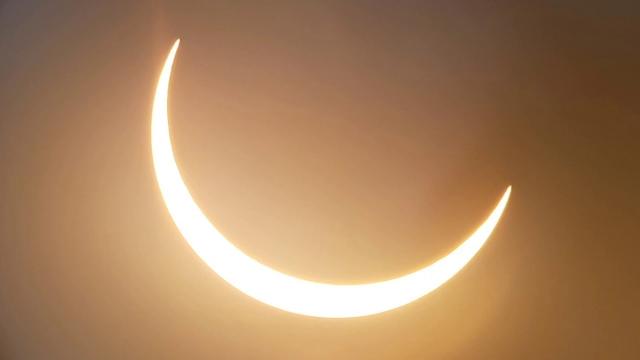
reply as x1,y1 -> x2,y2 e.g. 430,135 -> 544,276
1,1 -> 639,359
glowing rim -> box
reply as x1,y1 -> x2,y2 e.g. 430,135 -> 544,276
152,39 -> 512,318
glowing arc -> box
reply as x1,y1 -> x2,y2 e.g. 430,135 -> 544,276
152,39 -> 512,318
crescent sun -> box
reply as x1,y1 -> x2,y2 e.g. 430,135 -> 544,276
152,39 -> 512,318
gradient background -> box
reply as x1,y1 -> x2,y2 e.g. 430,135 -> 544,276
1,1 -> 639,358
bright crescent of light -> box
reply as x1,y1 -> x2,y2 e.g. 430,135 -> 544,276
152,39 -> 512,318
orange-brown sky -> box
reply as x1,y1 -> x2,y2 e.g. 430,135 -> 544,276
0,1 -> 639,358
